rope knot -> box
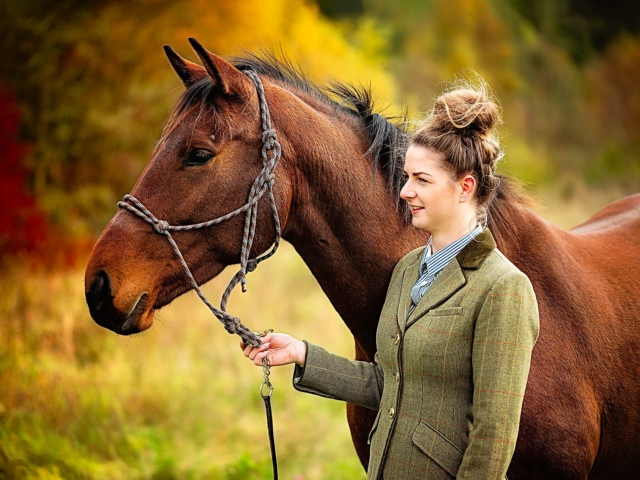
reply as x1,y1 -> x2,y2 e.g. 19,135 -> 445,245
224,319 -> 238,334
155,220 -> 169,234
264,173 -> 275,187
247,259 -> 258,272
262,129 -> 277,150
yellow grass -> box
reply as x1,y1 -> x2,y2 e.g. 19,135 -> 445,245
0,243 -> 365,479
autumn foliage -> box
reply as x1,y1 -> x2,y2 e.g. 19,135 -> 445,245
0,0 -> 638,269
0,87 -> 48,258
0,87 -> 94,268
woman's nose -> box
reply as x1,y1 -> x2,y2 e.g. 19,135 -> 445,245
400,181 -> 414,200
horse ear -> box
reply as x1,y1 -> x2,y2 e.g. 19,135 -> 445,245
163,45 -> 207,87
188,37 -> 253,97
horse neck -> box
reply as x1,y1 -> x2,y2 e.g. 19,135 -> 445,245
487,195 -> 566,280
272,94 -> 425,357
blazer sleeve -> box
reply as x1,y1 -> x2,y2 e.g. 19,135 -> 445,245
457,270 -> 540,480
292,341 -> 384,411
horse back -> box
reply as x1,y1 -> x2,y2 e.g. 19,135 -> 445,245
512,192 -> 640,478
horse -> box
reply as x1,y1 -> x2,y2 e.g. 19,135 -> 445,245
84,39 -> 640,479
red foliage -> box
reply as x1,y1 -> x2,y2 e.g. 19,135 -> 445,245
0,86 -> 91,269
0,87 -> 47,254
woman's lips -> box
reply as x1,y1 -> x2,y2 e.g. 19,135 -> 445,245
410,206 -> 424,215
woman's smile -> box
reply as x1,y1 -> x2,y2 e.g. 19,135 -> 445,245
409,204 -> 424,215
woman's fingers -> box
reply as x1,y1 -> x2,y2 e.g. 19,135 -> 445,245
254,350 -> 269,366
243,342 -> 266,358
248,342 -> 269,361
239,332 -> 299,367
242,334 -> 273,354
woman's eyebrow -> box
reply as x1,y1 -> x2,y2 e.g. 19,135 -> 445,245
412,171 -> 434,177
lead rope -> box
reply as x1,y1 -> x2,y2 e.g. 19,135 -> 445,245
118,69 -> 281,478
257,329 -> 277,479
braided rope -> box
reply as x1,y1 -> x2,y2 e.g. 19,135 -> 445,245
117,69 -> 281,348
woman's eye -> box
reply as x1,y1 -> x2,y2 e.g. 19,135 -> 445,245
183,149 -> 214,167
418,178 -> 429,184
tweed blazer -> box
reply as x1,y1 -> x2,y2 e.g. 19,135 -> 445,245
293,227 -> 539,480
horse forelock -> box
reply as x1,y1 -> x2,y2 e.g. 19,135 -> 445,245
160,77 -> 230,145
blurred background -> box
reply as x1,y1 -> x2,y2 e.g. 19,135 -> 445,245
1,0 -> 638,478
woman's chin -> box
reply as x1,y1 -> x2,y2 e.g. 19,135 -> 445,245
411,218 -> 430,231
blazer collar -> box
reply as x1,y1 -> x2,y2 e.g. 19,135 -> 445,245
455,227 -> 497,269
397,227 -> 497,331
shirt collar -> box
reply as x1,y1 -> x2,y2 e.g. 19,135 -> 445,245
420,224 -> 484,276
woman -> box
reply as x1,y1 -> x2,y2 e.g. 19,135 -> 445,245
242,84 -> 540,479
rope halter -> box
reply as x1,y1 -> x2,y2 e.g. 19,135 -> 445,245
117,69 -> 281,348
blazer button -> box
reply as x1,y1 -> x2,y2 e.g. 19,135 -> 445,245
393,372 -> 400,381
389,408 -> 395,418
394,334 -> 400,345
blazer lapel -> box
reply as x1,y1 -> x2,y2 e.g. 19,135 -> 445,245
406,258 -> 467,328
397,248 -> 423,332
395,227 -> 497,331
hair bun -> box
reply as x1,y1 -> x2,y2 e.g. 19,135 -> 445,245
432,88 -> 500,137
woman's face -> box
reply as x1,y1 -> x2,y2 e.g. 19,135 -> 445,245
400,145 -> 463,233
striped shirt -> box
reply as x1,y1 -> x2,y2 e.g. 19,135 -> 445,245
409,224 -> 483,316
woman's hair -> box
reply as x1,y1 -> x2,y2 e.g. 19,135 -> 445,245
412,80 -> 504,226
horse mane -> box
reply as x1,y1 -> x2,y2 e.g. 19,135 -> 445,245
231,52 -> 411,218
164,51 -> 534,235
485,175 -> 538,251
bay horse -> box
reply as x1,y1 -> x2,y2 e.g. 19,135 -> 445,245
84,39 -> 640,479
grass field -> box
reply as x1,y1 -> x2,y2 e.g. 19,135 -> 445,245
0,186 -> 629,479
0,242 -> 366,479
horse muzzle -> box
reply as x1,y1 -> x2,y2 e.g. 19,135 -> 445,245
85,269 -> 153,335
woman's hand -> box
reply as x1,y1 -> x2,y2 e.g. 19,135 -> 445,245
241,333 -> 306,367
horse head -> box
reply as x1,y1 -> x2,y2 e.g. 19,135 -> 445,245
85,39 -> 292,335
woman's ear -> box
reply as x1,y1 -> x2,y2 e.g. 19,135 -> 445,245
459,175 -> 477,203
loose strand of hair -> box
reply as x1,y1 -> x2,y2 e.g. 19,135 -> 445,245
442,94 -> 486,129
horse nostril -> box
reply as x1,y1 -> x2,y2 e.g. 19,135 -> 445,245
88,270 -> 112,312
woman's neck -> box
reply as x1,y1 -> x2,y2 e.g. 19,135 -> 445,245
430,217 -> 479,254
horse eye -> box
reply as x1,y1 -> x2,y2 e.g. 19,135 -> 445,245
183,149 -> 214,167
